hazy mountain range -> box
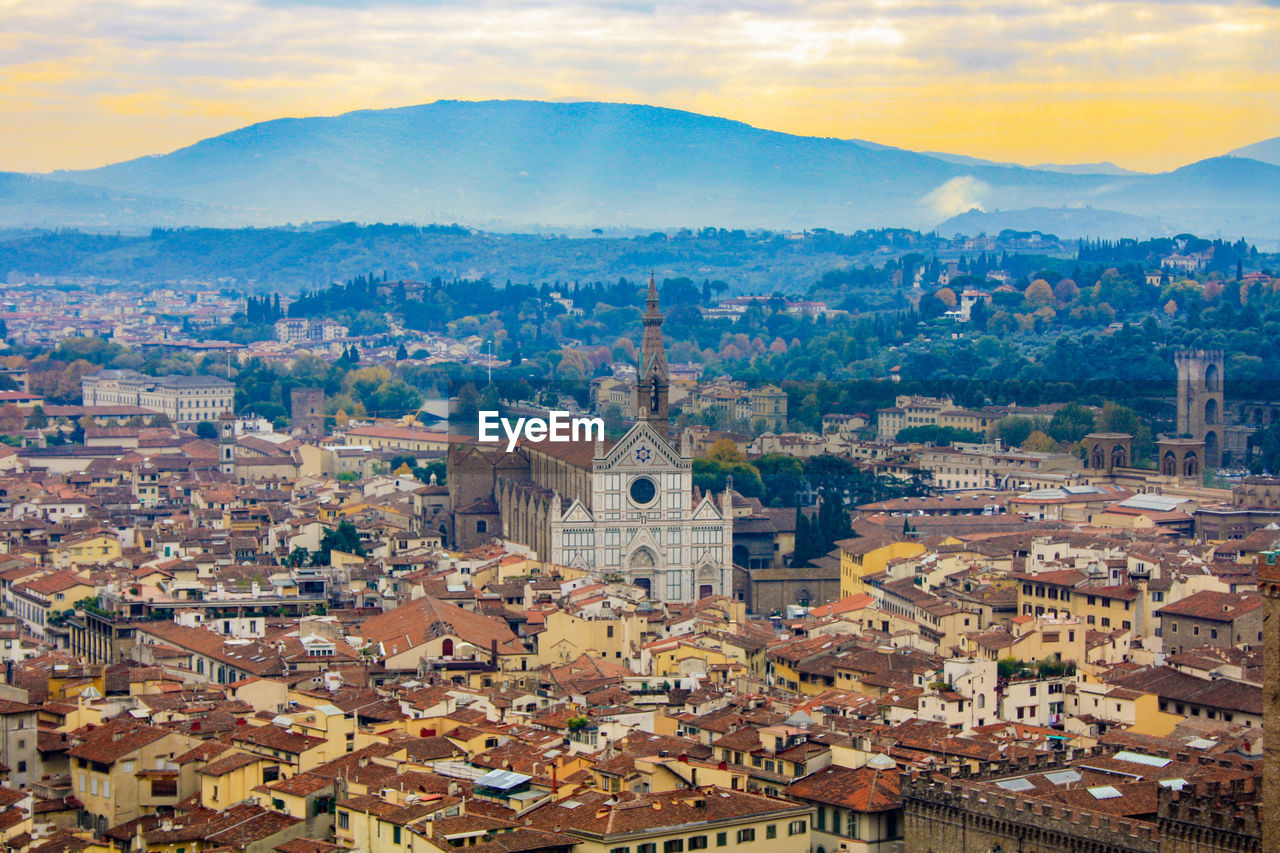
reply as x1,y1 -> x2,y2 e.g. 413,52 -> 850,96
2,100 -> 1276,242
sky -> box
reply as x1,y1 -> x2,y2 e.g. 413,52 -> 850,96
2,0 -> 1278,173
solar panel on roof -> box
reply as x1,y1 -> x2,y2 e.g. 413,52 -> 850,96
476,769 -> 531,790
1117,495 -> 1182,511
1185,738 -> 1217,750
995,778 -> 1035,792
1088,786 -> 1122,799
1044,770 -> 1082,786
1159,778 -> 1188,791
1113,750 -> 1172,767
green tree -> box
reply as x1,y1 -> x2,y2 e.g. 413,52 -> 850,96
1021,430 -> 1058,453
989,416 -> 1038,448
1046,402 -> 1095,444
755,454 -> 805,507
312,520 -> 366,565
195,420 -> 219,440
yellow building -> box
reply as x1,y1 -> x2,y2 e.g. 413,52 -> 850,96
69,720 -> 201,834
1016,571 -> 1139,632
646,639 -> 737,682
537,610 -> 641,666
55,534 -> 123,568
199,752 -> 284,811
11,570 -> 96,640
1068,680 -> 1182,737
837,537 -> 926,597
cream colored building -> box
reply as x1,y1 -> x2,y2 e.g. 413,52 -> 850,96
82,369 -> 234,424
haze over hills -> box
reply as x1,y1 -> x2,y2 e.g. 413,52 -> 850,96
1230,137 -> 1280,167
1,100 -> 1274,241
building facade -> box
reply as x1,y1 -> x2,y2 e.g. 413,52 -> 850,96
82,369 -> 234,425
453,279 -> 733,603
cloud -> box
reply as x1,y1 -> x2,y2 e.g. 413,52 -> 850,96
922,176 -> 990,219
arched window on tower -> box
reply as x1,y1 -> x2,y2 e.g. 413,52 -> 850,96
1204,362 -> 1220,393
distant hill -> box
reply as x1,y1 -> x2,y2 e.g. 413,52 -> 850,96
0,172 -> 224,229
0,100 -> 1271,242
935,207 -> 1170,240
1028,162 -> 1140,176
1229,137 -> 1280,167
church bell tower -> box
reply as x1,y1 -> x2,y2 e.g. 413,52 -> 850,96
636,274 -> 670,435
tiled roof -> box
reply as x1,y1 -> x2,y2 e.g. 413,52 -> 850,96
1156,591 -> 1262,622
66,721 -> 171,765
526,786 -> 808,838
360,594 -> 523,658
787,767 -> 900,815
232,724 -> 326,755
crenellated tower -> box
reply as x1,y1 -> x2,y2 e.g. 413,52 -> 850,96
1175,349 -> 1224,466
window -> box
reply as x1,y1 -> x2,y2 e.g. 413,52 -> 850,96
689,837 -> 707,850
736,829 -> 755,843
639,844 -> 657,853
338,811 -> 350,830
715,834 -> 727,848
816,806 -> 825,831
788,821 -> 806,836
664,841 -> 683,853
393,826 -> 402,845
611,848 -> 630,853
765,825 -> 777,840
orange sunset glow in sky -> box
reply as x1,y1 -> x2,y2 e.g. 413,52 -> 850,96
3,0 -> 1278,173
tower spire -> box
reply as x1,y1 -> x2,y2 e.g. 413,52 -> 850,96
637,273 -> 669,433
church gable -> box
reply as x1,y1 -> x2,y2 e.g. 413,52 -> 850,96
560,499 -> 594,523
601,421 -> 683,471
691,496 -> 725,521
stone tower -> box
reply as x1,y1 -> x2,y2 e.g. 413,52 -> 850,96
290,387 -> 325,436
218,412 -> 235,476
1259,549 -> 1280,851
1083,432 -> 1132,473
635,274 -> 670,434
1175,349 -> 1224,467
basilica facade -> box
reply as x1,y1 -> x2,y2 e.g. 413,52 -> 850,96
448,278 -> 734,603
